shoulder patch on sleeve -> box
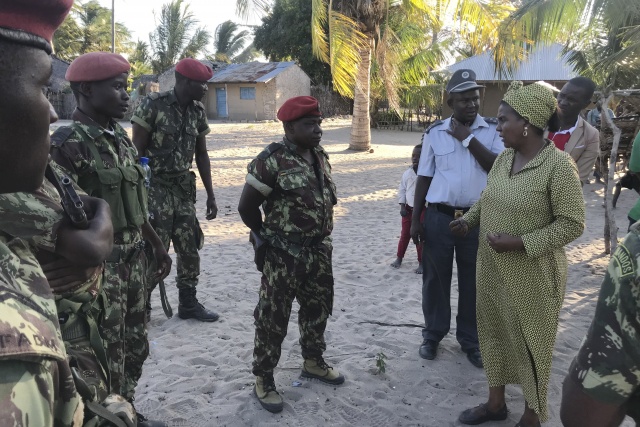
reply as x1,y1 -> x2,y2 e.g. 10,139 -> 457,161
257,142 -> 284,160
484,117 -> 498,125
50,126 -> 75,147
425,120 -> 443,134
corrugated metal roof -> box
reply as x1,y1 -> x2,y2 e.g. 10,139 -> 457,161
209,61 -> 297,84
446,44 -> 577,82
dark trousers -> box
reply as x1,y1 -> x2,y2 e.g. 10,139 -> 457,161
421,204 -> 479,352
397,206 -> 425,261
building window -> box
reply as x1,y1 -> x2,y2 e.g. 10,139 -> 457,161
240,87 -> 256,100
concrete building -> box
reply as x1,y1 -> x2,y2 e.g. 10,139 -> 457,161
207,62 -> 311,121
444,44 -> 577,117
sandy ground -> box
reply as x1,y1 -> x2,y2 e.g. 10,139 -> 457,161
86,118 -> 635,426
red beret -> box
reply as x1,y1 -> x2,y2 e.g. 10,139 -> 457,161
176,58 -> 214,82
277,96 -> 322,122
0,0 -> 73,53
66,52 -> 131,82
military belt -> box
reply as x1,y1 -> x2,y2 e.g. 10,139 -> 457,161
277,233 -> 325,247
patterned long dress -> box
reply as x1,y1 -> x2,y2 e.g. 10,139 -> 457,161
462,142 -> 585,421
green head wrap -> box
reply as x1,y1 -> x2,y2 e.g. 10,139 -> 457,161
502,81 -> 557,130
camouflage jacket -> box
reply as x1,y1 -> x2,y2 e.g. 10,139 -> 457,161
0,191 -> 67,363
131,89 -> 210,176
246,137 -> 338,257
569,224 -> 640,422
50,119 -> 146,241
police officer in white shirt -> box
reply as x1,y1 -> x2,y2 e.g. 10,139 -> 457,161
410,69 -> 504,368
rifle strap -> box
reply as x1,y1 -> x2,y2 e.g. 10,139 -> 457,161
158,280 -> 173,318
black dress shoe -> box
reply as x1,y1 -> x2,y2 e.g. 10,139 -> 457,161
466,348 -> 483,368
459,403 -> 508,425
419,339 -> 438,360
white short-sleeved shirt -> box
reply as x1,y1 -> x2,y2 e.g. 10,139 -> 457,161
417,115 -> 504,207
397,167 -> 418,207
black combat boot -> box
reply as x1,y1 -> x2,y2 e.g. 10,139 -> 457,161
177,287 -> 219,322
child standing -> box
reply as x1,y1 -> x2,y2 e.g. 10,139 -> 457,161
391,144 -> 425,274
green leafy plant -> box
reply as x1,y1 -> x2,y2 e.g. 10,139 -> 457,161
375,352 -> 387,374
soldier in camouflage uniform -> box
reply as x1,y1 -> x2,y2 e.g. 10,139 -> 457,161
238,96 -> 344,413
0,0 -> 84,425
50,53 -> 171,426
561,224 -> 640,427
131,58 -> 219,322
0,165 -> 142,427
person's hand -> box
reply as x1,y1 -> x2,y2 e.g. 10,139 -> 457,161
486,232 -> 524,253
205,196 -> 218,220
79,195 -> 110,221
41,258 -> 103,294
151,244 -> 172,282
449,219 -> 469,236
446,117 -> 472,142
400,205 -> 408,217
410,219 -> 424,245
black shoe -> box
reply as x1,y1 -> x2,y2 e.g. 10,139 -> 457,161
466,348 -> 483,368
178,288 -> 219,322
419,339 -> 438,360
459,403 -> 508,425
137,411 -> 168,427
178,302 -> 219,322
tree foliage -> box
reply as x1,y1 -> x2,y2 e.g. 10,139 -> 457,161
498,0 -> 640,88
212,20 -> 258,63
149,0 -> 211,74
253,0 -> 332,85
53,0 -> 132,61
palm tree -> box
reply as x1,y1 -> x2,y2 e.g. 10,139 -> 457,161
129,40 -> 153,78
53,0 -> 132,61
149,0 -> 211,74
496,0 -> 640,88
238,0 -> 519,151
212,20 -> 257,63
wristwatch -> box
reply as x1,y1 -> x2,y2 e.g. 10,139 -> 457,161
461,134 -> 474,148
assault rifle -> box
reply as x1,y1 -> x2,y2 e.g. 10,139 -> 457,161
44,159 -> 88,229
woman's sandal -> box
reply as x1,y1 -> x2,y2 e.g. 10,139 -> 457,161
459,403 -> 509,425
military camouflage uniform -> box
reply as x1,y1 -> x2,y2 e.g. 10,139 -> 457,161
131,90 -> 209,294
569,224 -> 640,423
0,201 -> 83,426
0,174 -> 136,426
50,120 -> 149,402
246,137 -> 338,376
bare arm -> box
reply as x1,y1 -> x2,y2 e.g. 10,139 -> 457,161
467,137 -> 498,172
238,184 -> 266,233
55,196 -> 113,266
409,175 -> 432,244
131,123 -> 151,159
560,376 -> 627,427
141,222 -> 171,281
194,135 -> 217,219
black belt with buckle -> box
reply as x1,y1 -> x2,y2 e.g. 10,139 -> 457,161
432,203 -> 470,218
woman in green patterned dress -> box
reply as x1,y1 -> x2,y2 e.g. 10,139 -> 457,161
450,81 -> 586,427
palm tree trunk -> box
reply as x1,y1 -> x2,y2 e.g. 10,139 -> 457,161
349,38 -> 373,151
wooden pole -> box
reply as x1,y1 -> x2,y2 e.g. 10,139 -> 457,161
602,92 -> 621,254
111,0 -> 115,53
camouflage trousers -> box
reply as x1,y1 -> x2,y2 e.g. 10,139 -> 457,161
147,183 -> 202,293
0,358 -> 83,427
92,234 -> 148,401
252,244 -> 334,376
